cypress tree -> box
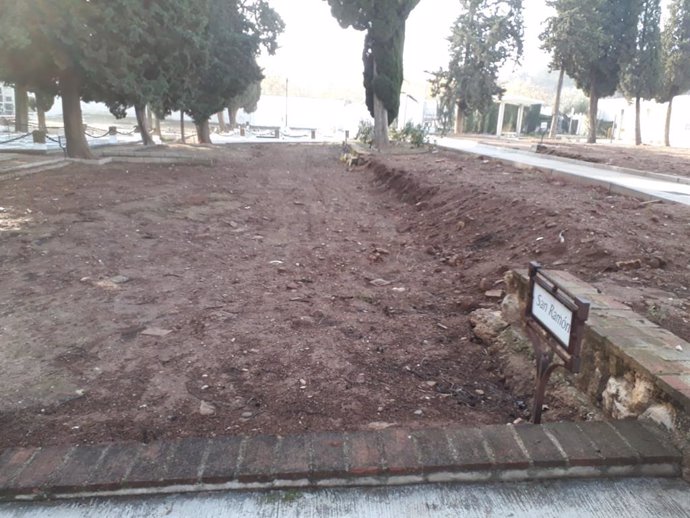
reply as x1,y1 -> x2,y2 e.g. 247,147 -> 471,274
326,0 -> 421,148
542,0 -> 640,144
657,0 -> 690,146
620,0 -> 662,146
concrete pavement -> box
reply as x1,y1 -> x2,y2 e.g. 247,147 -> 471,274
1,477 -> 689,517
436,137 -> 690,206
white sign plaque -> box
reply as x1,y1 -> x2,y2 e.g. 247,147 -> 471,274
531,283 -> 574,347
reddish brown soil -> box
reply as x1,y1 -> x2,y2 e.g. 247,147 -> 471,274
516,139 -> 690,178
0,143 -> 687,449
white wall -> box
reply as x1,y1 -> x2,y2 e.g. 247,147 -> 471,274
0,85 -> 15,116
45,96 -> 374,134
599,95 -> 690,148
237,95 -> 370,133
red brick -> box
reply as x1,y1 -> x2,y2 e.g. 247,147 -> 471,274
608,420 -> 680,463
83,443 -> 140,490
445,427 -> 493,470
585,294 -> 631,311
124,442 -> 175,487
46,444 -> 109,492
621,349 -> 690,377
411,428 -> 456,473
310,432 -> 346,480
657,375 -> 690,413
200,436 -> 243,484
543,423 -> 605,467
482,425 -> 530,470
379,428 -> 419,475
346,432 -> 383,476
274,435 -> 309,479
0,448 -> 38,488
11,445 -> 74,490
514,425 -> 566,468
164,438 -> 209,485
236,435 -> 278,483
577,422 -> 638,466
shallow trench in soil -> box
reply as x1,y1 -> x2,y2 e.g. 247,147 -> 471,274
9,142 -> 685,448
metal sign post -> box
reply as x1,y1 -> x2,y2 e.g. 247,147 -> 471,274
524,262 -> 590,424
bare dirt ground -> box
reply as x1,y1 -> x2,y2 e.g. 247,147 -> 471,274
1,143 -> 688,449
472,135 -> 690,178
536,141 -> 690,178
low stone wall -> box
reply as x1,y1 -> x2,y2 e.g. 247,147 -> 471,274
503,269 -> 690,476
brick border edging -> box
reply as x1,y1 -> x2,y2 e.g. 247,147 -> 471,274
507,269 -> 690,417
0,420 -> 680,501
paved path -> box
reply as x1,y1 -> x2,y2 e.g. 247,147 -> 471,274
1,477 -> 689,517
436,138 -> 690,206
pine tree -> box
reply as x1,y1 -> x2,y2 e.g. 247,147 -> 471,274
183,0 -> 283,143
431,0 -> 524,135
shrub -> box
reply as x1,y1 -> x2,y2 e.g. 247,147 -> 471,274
356,120 -> 374,146
392,121 -> 429,147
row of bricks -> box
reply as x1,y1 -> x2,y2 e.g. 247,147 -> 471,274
0,420 -> 680,498
516,269 -> 690,411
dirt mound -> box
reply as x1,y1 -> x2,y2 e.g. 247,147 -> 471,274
365,151 -> 689,339
536,145 -> 604,164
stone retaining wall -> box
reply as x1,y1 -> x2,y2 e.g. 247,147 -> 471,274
504,269 -> 690,477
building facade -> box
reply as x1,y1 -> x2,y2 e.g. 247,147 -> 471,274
0,84 -> 15,117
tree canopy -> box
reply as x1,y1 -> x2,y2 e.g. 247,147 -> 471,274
621,0 -> 662,102
620,0 -> 662,145
94,2 -> 210,117
431,0 -> 524,134
326,0 -> 421,147
184,0 -> 283,143
542,0 -> 640,143
657,0 -> 690,145
0,0 -> 283,154
658,0 -> 690,102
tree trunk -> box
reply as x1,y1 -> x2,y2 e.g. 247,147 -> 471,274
146,105 -> 153,130
373,94 -> 389,148
372,59 -> 389,148
14,84 -> 29,133
634,96 -> 642,146
59,72 -> 92,159
549,68 -> 565,139
180,111 -> 185,143
196,120 -> 212,144
37,106 -> 47,133
587,92 -> 598,144
154,116 -> 161,137
217,111 -> 227,132
664,96 -> 673,147
455,104 -> 464,134
135,104 -> 154,146
228,107 -> 238,130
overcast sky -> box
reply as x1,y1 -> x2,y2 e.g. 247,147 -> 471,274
260,0 -> 554,97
